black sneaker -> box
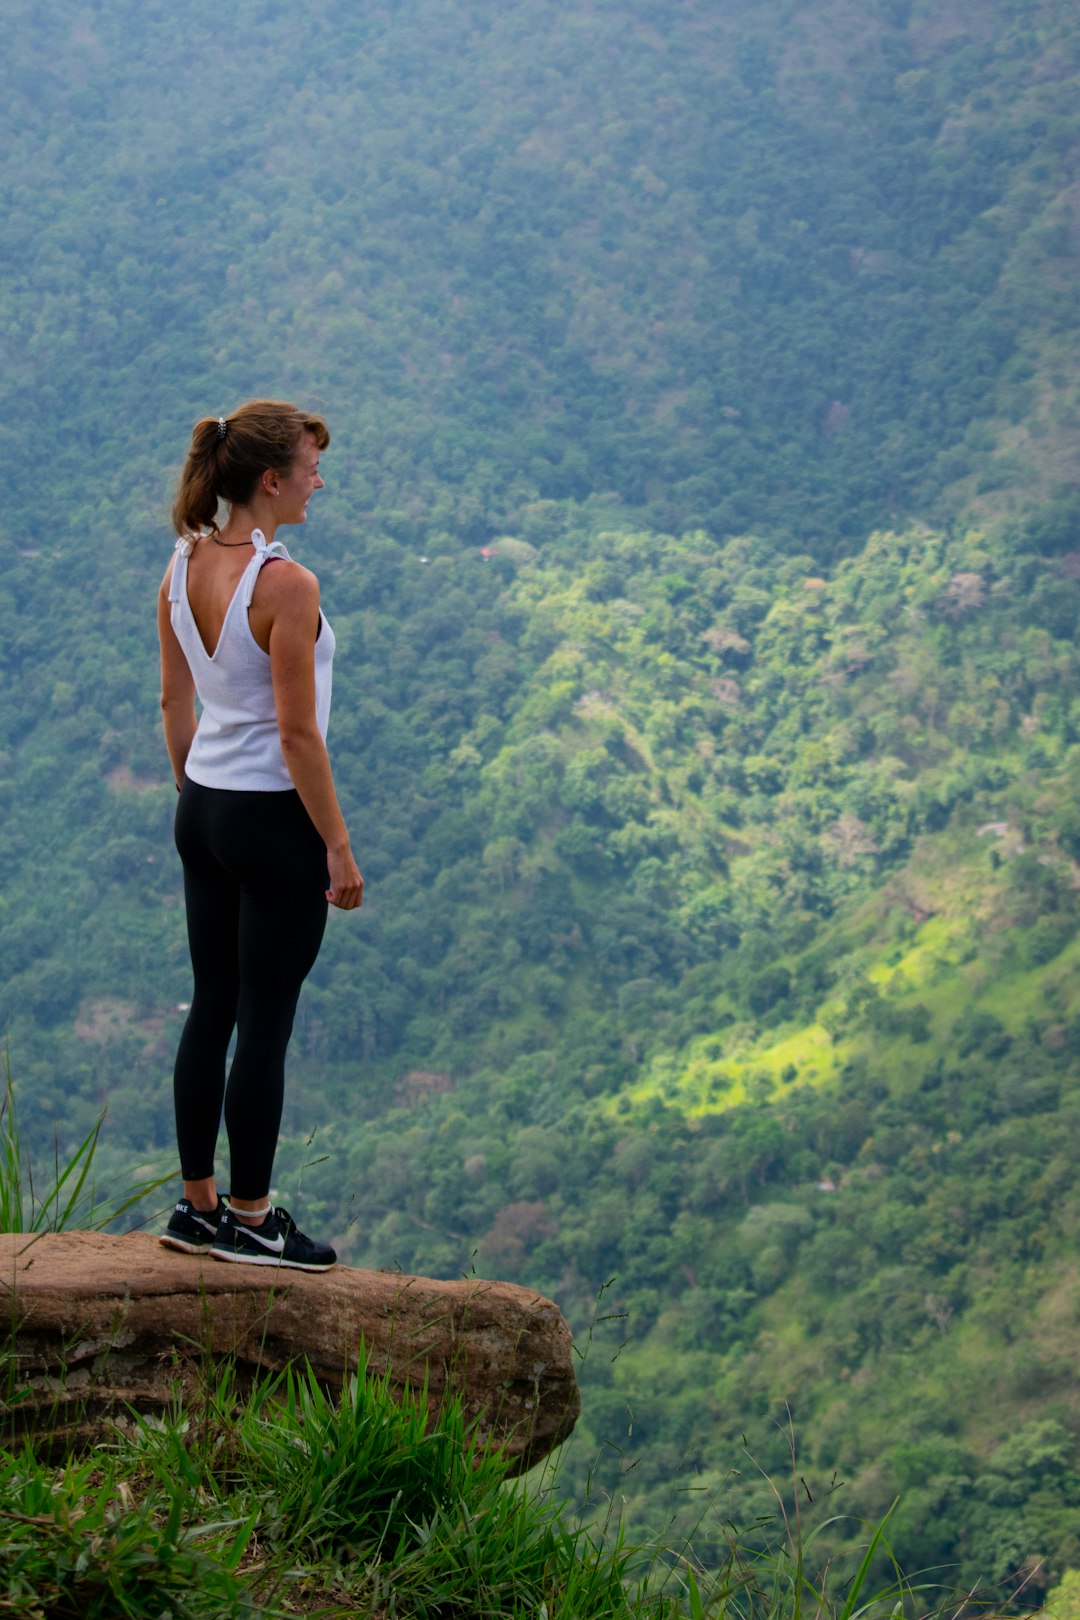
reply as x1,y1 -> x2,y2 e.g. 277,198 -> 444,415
160,1196 -> 228,1254
210,1206 -> 336,1272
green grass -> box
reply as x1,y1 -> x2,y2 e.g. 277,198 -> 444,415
600,829 -> 1080,1122
0,1441 -> 256,1620
864,914 -> 965,992
0,1058 -> 169,1236
0,1346 -> 950,1619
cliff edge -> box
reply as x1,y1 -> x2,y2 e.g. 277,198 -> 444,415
1,1230 -> 579,1475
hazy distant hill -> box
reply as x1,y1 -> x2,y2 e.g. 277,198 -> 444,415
2,0 -> 1080,1598
2,0 -> 1078,550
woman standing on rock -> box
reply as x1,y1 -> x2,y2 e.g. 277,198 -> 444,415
157,400 -> 362,1271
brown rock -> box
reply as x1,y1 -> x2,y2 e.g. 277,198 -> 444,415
0,1231 -> 579,1474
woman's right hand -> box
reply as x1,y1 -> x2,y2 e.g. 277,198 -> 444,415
327,845 -> 364,910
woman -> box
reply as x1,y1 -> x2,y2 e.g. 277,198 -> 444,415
157,400 -> 362,1271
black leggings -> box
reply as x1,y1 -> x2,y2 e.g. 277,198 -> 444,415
173,778 -> 328,1198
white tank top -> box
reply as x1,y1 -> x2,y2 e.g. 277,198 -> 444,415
168,527 -> 334,792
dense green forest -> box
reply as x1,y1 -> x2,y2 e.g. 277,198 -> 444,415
2,0 -> 1080,1602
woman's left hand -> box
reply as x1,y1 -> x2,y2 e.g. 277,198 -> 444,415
327,846 -> 364,910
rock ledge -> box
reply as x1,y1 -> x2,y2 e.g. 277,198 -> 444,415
1,1231 -> 579,1473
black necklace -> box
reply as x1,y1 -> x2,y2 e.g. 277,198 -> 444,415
211,533 -> 254,548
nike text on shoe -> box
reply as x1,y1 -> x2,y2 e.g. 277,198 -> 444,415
160,1196 -> 228,1254
210,1206 -> 336,1272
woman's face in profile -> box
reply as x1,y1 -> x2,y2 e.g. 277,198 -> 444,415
275,433 -> 324,525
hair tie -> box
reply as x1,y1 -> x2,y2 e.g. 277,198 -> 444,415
216,417 -> 227,440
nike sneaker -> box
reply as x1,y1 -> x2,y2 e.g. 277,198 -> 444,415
160,1196 -> 228,1254
210,1205 -> 337,1271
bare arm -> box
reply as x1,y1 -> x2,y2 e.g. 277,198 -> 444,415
264,565 -> 364,911
158,565 -> 197,788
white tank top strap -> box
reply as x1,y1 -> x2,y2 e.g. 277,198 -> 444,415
168,535 -> 194,603
242,528 -> 291,607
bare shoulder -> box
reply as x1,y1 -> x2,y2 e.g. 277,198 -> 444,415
255,558 -> 320,607
252,559 -> 321,643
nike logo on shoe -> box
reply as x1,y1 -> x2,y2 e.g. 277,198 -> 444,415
240,1224 -> 285,1253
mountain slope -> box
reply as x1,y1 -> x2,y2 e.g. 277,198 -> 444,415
1,0 -> 1078,552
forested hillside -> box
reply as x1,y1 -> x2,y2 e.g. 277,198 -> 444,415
4,0 -> 1078,548
2,0 -> 1080,1601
